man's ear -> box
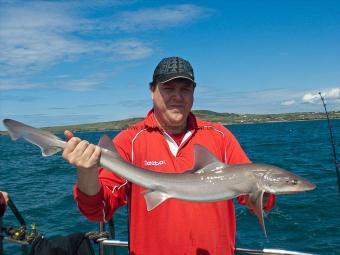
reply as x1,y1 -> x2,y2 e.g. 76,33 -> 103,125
150,83 -> 156,99
149,83 -> 156,91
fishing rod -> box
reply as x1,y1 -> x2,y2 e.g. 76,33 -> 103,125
1,196 -> 35,255
98,240 -> 314,255
235,248 -> 314,255
318,92 -> 340,193
7,196 -> 26,227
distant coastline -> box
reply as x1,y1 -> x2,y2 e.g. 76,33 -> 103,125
1,110 -> 339,135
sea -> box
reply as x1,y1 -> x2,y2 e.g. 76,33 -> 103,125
0,119 -> 339,255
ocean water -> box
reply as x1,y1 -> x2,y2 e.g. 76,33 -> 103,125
0,120 -> 339,255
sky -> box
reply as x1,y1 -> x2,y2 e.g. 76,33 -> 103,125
0,0 -> 339,130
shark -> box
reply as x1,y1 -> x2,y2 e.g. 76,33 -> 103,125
3,118 -> 316,236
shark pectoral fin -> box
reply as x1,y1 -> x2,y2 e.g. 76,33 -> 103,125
184,168 -> 205,174
246,190 -> 267,237
142,190 -> 170,211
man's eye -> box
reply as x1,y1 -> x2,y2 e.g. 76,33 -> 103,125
182,88 -> 192,92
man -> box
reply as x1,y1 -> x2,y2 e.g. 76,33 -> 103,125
63,57 -> 275,255
0,192 -> 8,218
0,191 -> 9,252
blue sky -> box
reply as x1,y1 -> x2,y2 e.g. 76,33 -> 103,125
0,0 -> 339,130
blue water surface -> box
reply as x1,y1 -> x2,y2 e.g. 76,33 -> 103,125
0,120 -> 339,254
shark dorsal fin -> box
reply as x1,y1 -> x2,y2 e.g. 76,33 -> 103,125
190,144 -> 224,174
98,134 -> 118,153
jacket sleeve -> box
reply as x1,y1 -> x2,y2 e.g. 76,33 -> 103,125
221,126 -> 276,211
73,132 -> 131,222
0,192 -> 7,217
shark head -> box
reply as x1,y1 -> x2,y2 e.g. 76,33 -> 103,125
252,164 -> 316,194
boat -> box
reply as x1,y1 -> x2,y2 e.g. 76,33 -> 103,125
0,197 -> 315,255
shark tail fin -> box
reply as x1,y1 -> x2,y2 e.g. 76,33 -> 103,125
245,190 -> 267,237
3,119 -> 64,157
142,189 -> 170,211
40,146 -> 62,157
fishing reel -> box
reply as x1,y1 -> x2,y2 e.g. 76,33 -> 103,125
2,223 -> 41,244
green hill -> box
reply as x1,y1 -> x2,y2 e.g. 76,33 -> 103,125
1,110 -> 339,135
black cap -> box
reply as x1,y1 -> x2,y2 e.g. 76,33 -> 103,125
151,57 -> 195,85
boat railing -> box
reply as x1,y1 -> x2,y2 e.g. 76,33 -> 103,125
0,197 -> 316,255
97,236 -> 316,255
97,221 -> 315,255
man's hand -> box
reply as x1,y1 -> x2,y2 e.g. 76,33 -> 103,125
62,130 -> 101,173
241,192 -> 275,213
62,130 -> 102,195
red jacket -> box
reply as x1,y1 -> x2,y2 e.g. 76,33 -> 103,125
0,192 -> 7,217
74,110 -> 275,255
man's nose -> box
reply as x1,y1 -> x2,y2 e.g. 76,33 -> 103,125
172,89 -> 183,101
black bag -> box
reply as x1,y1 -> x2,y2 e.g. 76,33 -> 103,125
29,232 -> 94,255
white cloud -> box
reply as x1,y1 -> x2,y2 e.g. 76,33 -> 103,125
62,79 -> 103,92
0,79 -> 46,90
0,2 -> 87,75
325,87 -> 340,99
110,4 -> 209,31
302,93 -> 321,104
194,85 -> 340,114
281,100 -> 296,106
107,39 -> 153,60
0,2 -> 209,90
54,72 -> 108,92
302,87 -> 340,104
0,2 -> 154,82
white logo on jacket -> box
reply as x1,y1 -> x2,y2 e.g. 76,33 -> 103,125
144,160 -> 166,166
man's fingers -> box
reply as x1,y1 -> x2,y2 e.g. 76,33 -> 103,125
62,137 -> 82,161
88,145 -> 101,163
63,137 -> 81,152
69,140 -> 90,159
62,136 -> 100,170
82,144 -> 97,161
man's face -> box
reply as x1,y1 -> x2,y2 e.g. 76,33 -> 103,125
151,78 -> 194,132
